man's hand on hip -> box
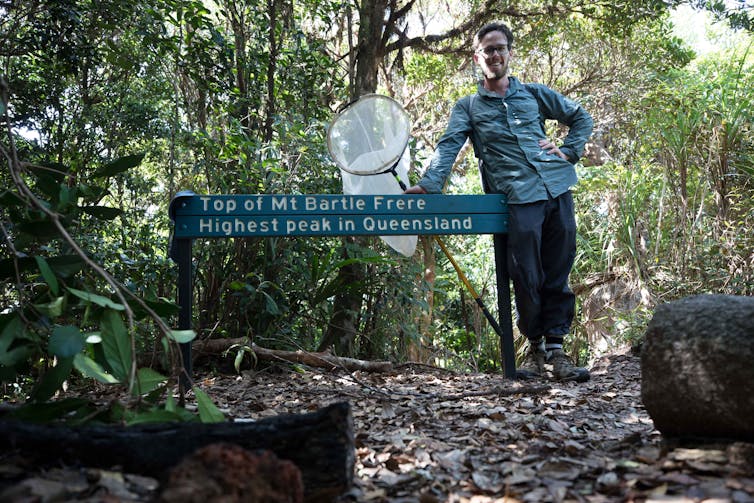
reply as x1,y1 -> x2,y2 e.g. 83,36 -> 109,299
539,139 -> 567,160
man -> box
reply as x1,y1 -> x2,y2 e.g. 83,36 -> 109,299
404,21 -> 593,382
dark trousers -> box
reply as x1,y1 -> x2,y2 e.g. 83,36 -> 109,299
507,191 -> 576,340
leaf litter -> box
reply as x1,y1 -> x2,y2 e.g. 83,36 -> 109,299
1,347 -> 753,502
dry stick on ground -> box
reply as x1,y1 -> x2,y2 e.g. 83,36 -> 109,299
193,337 -> 393,372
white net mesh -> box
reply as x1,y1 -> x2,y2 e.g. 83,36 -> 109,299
340,149 -> 417,257
327,95 -> 411,175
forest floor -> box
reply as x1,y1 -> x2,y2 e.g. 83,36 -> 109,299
2,346 -> 754,502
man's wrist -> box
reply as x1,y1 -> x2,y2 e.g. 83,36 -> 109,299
560,147 -> 576,163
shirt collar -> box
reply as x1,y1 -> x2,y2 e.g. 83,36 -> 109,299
476,76 -> 521,98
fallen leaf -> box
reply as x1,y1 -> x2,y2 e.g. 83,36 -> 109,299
471,471 -> 504,493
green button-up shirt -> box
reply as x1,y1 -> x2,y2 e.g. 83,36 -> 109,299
419,77 -> 593,204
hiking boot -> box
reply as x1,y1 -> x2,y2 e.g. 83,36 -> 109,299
515,343 -> 546,380
548,349 -> 590,382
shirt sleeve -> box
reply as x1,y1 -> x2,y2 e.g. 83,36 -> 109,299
418,97 -> 473,193
528,84 -> 593,163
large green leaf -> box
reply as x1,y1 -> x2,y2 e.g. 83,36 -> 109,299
261,290 -> 280,315
34,256 -> 59,296
165,393 -> 178,413
34,173 -> 61,200
126,409 -> 191,425
193,387 -> 225,423
67,287 -> 125,310
27,162 -> 71,184
57,185 -> 77,210
29,356 -> 75,403
77,184 -> 109,201
100,310 -> 133,382
132,297 -> 181,319
49,325 -> 85,358
33,296 -> 65,317
0,316 -> 33,372
163,394 -> 197,422
0,314 -> 24,350
166,329 -> 196,344
73,353 -> 119,384
16,220 -> 59,240
132,367 -> 167,396
0,314 -> 35,370
92,153 -> 145,178
48,255 -> 86,278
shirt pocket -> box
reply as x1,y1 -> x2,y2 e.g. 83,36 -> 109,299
473,107 -> 506,144
506,96 -> 542,131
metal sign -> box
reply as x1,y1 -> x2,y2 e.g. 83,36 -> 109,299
170,194 -> 508,238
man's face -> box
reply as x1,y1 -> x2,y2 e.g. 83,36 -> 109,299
473,30 -> 512,81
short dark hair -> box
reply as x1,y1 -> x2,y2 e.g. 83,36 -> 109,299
474,22 -> 514,50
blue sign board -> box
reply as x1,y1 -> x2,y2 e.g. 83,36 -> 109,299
170,194 -> 508,238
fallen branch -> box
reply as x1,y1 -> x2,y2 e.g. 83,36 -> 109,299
192,338 -> 394,373
192,336 -> 249,356
251,343 -> 393,373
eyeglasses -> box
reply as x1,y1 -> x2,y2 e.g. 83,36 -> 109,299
476,45 -> 510,58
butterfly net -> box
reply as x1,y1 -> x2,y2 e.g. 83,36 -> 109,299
327,95 -> 417,256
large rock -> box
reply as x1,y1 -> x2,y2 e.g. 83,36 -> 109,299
641,294 -> 754,441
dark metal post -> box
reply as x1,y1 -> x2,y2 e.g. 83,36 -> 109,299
175,237 -> 193,392
168,191 -> 197,393
493,233 -> 516,378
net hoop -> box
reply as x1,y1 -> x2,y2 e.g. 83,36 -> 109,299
327,94 -> 411,176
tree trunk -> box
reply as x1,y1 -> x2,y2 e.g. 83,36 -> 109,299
264,0 -> 278,143
355,0 -> 387,97
319,238 -> 364,355
321,0 -> 389,354
407,235 -> 435,362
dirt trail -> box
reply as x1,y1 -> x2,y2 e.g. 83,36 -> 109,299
208,348 -> 754,502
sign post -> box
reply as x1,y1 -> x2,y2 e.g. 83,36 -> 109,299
169,192 -> 514,380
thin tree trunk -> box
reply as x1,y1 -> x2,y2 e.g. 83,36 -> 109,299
407,235 -> 435,362
264,0 -> 277,143
322,0 -> 388,355
319,239 -> 364,355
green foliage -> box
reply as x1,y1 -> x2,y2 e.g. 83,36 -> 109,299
1,0 -> 751,394
637,41 -> 754,293
0,148 -> 226,423
576,161 -> 664,280
566,32 -> 753,353
688,0 -> 754,32
193,386 -> 226,423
